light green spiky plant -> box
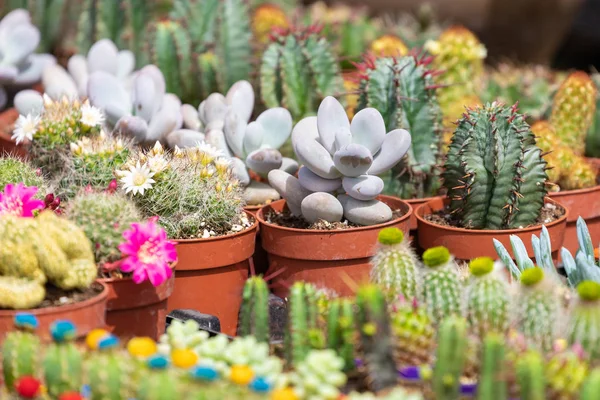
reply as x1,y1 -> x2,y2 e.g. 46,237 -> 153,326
432,316 -> 468,400
86,348 -> 136,400
515,350 -> 546,400
237,275 -> 270,343
586,72 -> 600,157
477,333 -> 508,400
325,297 -> 356,372
65,191 -> 142,269
420,246 -> 462,324
568,281 -> 600,362
2,317 -> 41,392
116,142 -> 244,239
546,343 -> 589,399
0,156 -> 46,196
390,298 -> 435,368
43,323 -> 83,398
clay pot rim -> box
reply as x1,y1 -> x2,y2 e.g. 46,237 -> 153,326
97,261 -> 178,284
0,281 -> 108,317
547,183 -> 600,197
415,197 -> 568,235
403,195 -> 444,204
243,204 -> 264,211
256,195 -> 413,234
174,210 -> 258,243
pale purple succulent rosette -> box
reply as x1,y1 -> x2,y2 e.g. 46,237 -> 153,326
268,96 -> 412,226
0,9 -> 55,111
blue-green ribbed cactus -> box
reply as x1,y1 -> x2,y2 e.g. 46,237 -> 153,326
326,297 -> 356,371
285,282 -> 324,367
237,276 -> 270,343
477,333 -> 508,400
420,246 -> 462,324
43,321 -> 83,398
465,257 -> 510,338
442,102 -> 549,229
370,227 -> 420,302
432,316 -> 468,400
2,313 -> 41,392
568,281 -> 600,362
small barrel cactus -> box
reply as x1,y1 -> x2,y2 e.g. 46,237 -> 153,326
325,297 -> 356,371
0,156 -> 45,193
568,281 -> 600,362
65,191 -> 142,268
43,320 -> 83,397
237,276 -> 270,343
586,73 -> 600,157
370,227 -> 420,302
465,257 -> 510,338
354,54 -> 443,199
432,316 -> 468,400
285,282 -> 323,367
443,102 -> 549,229
390,298 -> 435,367
260,25 -> 343,121
2,313 -> 42,391
517,267 -> 560,351
136,355 -> 183,399
549,71 -> 597,156
477,333 -> 508,400
420,246 -> 462,324
546,344 -> 589,399
355,284 -> 398,392
515,350 -> 545,400
86,334 -> 136,400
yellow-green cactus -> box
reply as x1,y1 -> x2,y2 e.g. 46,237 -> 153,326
550,71 -> 597,156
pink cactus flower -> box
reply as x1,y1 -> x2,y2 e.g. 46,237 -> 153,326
118,217 -> 177,286
0,183 -> 44,217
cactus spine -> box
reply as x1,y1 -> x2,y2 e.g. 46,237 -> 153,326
420,246 -> 462,324
477,334 -> 508,400
2,315 -> 41,391
260,25 -> 344,121
370,228 -> 420,302
43,321 -> 83,398
326,297 -> 356,371
355,55 -> 443,198
355,284 -> 398,392
568,281 -> 600,362
515,351 -> 545,400
237,276 -> 270,343
285,282 -> 323,366
432,316 -> 468,400
465,257 -> 510,338
443,102 -> 549,229
391,298 -> 435,367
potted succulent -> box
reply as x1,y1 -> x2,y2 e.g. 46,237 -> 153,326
415,102 -> 568,260
65,189 -> 177,340
0,183 -> 107,340
258,96 -> 413,296
115,142 -> 255,335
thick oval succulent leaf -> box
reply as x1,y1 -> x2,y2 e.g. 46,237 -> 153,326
87,39 -> 119,76
350,107 -> 386,155
367,129 -> 411,176
256,107 -> 293,151
317,96 -> 349,155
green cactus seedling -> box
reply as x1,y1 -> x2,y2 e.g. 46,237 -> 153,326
237,276 -> 270,343
421,246 -> 462,324
432,316 -> 468,400
326,297 -> 356,371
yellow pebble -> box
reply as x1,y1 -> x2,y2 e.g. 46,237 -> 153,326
85,329 -> 108,350
271,388 -> 299,400
127,337 -> 157,358
171,348 -> 198,369
230,365 -> 254,385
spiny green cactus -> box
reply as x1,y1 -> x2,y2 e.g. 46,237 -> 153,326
546,345 -> 589,399
443,102 -> 549,229
568,281 -> 600,362
586,73 -> 600,158
136,366 -> 182,400
581,369 -> 600,400
432,316 -> 468,400
43,322 -> 84,397
370,228 -> 420,302
465,257 -> 510,338
515,351 -> 545,400
0,156 -> 46,195
477,333 -> 508,400
517,267 -> 560,351
390,299 -> 435,367
325,297 -> 356,371
355,284 -> 398,392
285,282 -> 324,367
355,54 -> 443,198
65,191 -> 142,267
237,276 -> 270,343
2,315 -> 42,391
86,347 -> 136,400
420,246 -> 462,324
549,71 -> 597,156
260,25 -> 344,121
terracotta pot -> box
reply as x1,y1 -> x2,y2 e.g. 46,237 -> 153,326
244,205 -> 269,276
0,108 -> 27,159
0,282 -> 108,342
99,272 -> 175,341
548,184 -> 600,255
168,213 -> 258,336
257,195 -> 412,298
415,197 -> 568,260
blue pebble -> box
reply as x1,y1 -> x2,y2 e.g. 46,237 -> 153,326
249,377 -> 271,393
147,354 -> 169,370
50,320 -> 77,342
98,334 -> 119,350
81,385 -> 91,398
14,313 -> 39,330
191,365 -> 219,381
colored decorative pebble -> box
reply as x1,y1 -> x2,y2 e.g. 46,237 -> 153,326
271,388 -> 299,400
171,348 -> 198,369
127,337 -> 158,358
97,334 -> 120,350
230,365 -> 254,385
85,329 -> 109,350
249,377 -> 271,393
14,313 -> 39,330
191,365 -> 219,381
50,320 -> 77,342
58,391 -> 85,400
14,376 -> 42,398
147,354 -> 169,369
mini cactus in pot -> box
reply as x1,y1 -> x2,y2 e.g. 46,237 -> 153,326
390,297 -> 435,368
43,320 -> 83,398
2,313 -> 42,392
237,275 -> 270,343
420,246 -> 462,324
431,316 -> 468,400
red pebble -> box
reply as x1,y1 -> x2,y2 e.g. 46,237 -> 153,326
14,376 -> 41,398
59,392 -> 85,400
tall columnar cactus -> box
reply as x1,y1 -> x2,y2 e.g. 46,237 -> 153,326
568,281 -> 600,362
517,267 -> 560,351
237,276 -> 270,343
515,351 -> 545,400
432,316 -> 468,400
424,26 -> 486,133
477,334 -> 508,400
586,73 -> 600,158
355,284 -> 398,392
370,227 -> 420,302
86,335 -> 136,400
285,282 -> 323,367
325,297 -> 356,371
443,102 -> 549,229
43,321 -> 83,397
354,54 -> 443,198
465,257 -> 510,338
2,314 -> 41,391
260,25 -> 344,121
546,345 -> 589,399
581,369 -> 600,400
420,246 -> 462,324
549,71 -> 597,156
390,298 -> 435,367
